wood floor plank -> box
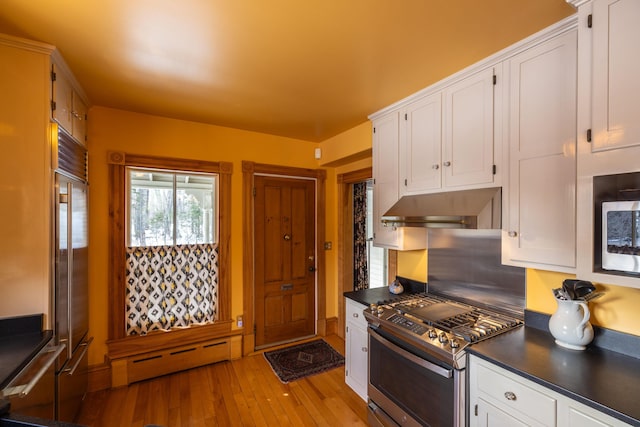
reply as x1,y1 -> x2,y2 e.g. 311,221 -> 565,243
76,335 -> 367,426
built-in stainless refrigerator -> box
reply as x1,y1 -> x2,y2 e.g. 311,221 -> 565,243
53,127 -> 92,423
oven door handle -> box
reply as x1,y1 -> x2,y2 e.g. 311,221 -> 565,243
369,329 -> 453,379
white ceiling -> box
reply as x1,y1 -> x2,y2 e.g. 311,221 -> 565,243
0,0 -> 574,142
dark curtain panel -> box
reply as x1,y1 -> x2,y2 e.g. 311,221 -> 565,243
353,181 -> 369,290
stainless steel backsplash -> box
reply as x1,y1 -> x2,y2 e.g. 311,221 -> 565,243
427,229 -> 526,318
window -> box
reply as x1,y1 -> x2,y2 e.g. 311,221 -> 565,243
106,152 -> 232,350
366,180 -> 387,288
127,168 -> 218,246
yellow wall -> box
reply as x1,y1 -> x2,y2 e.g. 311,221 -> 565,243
87,106 -> 331,365
526,269 -> 640,336
398,250 -> 428,282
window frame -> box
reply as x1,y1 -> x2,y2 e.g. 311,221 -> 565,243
126,167 -> 219,247
106,151 -> 233,358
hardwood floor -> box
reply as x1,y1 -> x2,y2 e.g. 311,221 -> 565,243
76,335 -> 368,427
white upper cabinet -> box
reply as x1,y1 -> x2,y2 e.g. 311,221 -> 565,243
590,0 -> 640,152
52,60 -> 88,145
372,113 -> 427,250
372,112 -> 400,248
399,93 -> 442,195
503,28 -> 578,272
443,67 -> 497,189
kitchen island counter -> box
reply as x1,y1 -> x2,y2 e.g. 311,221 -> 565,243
468,311 -> 640,426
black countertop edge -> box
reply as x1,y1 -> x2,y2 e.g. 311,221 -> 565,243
525,309 -> 640,359
343,276 -> 427,306
468,326 -> 640,426
0,413 -> 86,427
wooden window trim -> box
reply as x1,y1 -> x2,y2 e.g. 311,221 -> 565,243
106,151 -> 233,358
241,161 -> 326,355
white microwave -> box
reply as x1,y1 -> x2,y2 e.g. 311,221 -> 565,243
602,200 -> 640,274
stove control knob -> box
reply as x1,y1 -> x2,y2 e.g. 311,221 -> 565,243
427,329 -> 438,339
377,307 -> 384,316
369,303 -> 377,311
438,332 -> 448,343
450,339 -> 460,349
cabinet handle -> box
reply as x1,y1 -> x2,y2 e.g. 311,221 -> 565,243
443,161 -> 451,167
71,110 -> 84,120
508,231 -> 518,237
352,313 -> 359,318
361,347 -> 368,352
504,391 -> 517,401
432,164 -> 439,170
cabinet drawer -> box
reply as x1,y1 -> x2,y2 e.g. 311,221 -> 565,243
346,299 -> 367,329
476,363 -> 556,426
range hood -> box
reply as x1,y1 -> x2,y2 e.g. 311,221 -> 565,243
381,187 -> 502,229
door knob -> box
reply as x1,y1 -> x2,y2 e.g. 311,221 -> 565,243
283,234 -> 291,241
308,266 -> 316,272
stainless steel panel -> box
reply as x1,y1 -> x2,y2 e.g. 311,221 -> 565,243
427,229 -> 526,317
56,337 -> 91,423
3,344 -> 64,420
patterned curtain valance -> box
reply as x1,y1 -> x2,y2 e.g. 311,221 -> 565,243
125,243 -> 219,335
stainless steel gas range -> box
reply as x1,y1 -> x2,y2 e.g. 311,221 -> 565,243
365,229 -> 526,427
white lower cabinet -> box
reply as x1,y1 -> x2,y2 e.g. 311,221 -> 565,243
469,355 -> 631,427
345,298 -> 368,401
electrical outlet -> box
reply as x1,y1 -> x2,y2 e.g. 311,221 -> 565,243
237,315 -> 243,328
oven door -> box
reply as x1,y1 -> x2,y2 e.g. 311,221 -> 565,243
367,326 -> 465,427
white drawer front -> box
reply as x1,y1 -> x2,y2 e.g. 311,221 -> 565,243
477,363 -> 557,426
346,299 -> 367,329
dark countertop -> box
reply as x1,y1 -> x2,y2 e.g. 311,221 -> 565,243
343,276 -> 427,306
468,319 -> 640,426
0,315 -> 52,389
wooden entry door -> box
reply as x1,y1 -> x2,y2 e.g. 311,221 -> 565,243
254,175 -> 316,348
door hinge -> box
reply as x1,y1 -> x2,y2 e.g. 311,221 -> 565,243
373,127 -> 376,134
346,369 -> 349,377
493,74 -> 497,85
492,164 -> 497,175
587,14 -> 592,28
373,178 -> 376,185
253,325 -> 257,334
253,187 -> 256,197
51,70 -> 56,82
474,404 -> 478,416
587,129 -> 592,143
404,113 -> 408,121
50,100 -> 56,112
404,178 -> 407,186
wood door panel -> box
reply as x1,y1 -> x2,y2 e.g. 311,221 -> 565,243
255,175 -> 316,347
291,291 -> 308,321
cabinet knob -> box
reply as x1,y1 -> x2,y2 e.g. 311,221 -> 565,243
504,391 -> 517,401
352,313 -> 359,318
443,161 -> 451,167
361,347 -> 368,353
508,231 -> 518,237
432,164 -> 439,170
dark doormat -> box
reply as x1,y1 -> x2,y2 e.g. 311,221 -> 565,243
263,339 -> 345,384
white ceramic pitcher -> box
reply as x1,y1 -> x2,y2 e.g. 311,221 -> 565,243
548,297 -> 594,350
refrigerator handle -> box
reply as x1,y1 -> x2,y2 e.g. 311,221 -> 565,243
62,336 -> 93,376
2,343 -> 66,398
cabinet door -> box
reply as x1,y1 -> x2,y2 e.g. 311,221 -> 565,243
591,0 -> 640,152
345,321 -> 368,401
52,63 -> 74,135
504,29 -> 577,270
443,67 -> 495,188
477,398 -> 530,427
72,93 -> 87,144
399,93 -> 442,194
372,113 -> 400,248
